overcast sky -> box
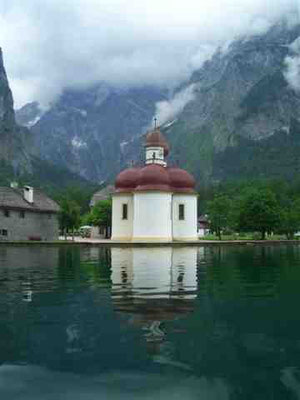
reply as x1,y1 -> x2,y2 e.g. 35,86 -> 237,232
0,0 -> 299,108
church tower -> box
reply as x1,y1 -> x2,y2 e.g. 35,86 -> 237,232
145,127 -> 169,167
111,126 -> 198,242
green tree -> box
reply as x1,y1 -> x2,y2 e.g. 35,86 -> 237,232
59,199 -> 81,239
207,194 -> 232,240
278,198 -> 300,239
238,188 -> 280,240
87,199 -> 112,238
53,185 -> 99,215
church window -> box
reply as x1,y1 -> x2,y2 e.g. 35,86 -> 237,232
122,204 -> 128,220
179,204 -> 185,220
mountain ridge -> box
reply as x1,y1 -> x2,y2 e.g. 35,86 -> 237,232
14,21 -> 300,186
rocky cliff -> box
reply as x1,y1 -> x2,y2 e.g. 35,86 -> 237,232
0,48 -> 33,173
0,49 -> 95,192
18,84 -> 166,182
164,23 -> 300,183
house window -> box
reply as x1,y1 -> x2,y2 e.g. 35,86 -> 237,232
3,210 -> 10,218
179,204 -> 185,220
1,230 -> 7,236
20,211 -> 25,218
122,204 -> 128,220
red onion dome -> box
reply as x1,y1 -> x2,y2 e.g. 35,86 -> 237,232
135,164 -> 171,191
115,167 -> 140,192
168,167 -> 196,193
145,128 -> 169,157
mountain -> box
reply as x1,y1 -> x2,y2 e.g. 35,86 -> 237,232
17,84 -> 167,182
0,48 -> 33,173
15,101 -> 44,128
16,22 -> 300,187
163,22 -> 300,184
0,49 -> 96,194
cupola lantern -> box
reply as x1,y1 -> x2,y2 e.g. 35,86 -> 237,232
145,127 -> 169,167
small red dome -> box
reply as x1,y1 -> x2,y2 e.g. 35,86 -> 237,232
136,164 -> 171,191
168,167 -> 195,193
145,128 -> 169,157
115,167 -> 140,192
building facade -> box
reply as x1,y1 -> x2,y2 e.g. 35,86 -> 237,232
111,128 -> 198,241
0,185 -> 59,241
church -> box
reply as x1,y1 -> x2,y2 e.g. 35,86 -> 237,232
111,127 -> 198,242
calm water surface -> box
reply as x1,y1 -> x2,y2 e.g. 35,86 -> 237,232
1,245 -> 300,399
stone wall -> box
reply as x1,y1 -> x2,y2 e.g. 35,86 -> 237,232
0,209 -> 59,241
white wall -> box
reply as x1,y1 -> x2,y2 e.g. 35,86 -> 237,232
90,226 -> 106,239
111,194 -> 133,240
172,194 -> 198,241
132,192 -> 172,241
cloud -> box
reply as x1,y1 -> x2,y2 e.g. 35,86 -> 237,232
284,35 -> 300,92
285,55 -> 300,92
154,84 -> 197,126
0,0 -> 298,108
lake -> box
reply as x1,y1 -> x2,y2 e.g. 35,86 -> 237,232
1,244 -> 300,399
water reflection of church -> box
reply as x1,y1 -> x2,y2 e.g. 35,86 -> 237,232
111,247 -> 199,348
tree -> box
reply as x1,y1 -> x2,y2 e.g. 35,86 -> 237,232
87,199 -> 112,238
278,198 -> 300,239
59,199 -> 81,239
54,185 -> 98,215
207,194 -> 232,240
237,188 -> 280,240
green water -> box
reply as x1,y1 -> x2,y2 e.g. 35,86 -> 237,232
0,244 -> 300,399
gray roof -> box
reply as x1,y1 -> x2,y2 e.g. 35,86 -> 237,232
90,185 -> 114,207
0,187 -> 60,213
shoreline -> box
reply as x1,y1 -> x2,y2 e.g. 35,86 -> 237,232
0,238 -> 300,247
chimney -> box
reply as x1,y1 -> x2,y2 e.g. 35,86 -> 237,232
23,186 -> 34,203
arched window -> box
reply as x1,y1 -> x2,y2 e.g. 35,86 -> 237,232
179,204 -> 185,220
122,204 -> 128,220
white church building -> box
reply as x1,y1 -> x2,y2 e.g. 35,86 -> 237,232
111,127 -> 198,242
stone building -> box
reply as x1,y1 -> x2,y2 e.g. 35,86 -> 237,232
90,185 -> 114,207
111,128 -> 198,241
0,185 -> 59,241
